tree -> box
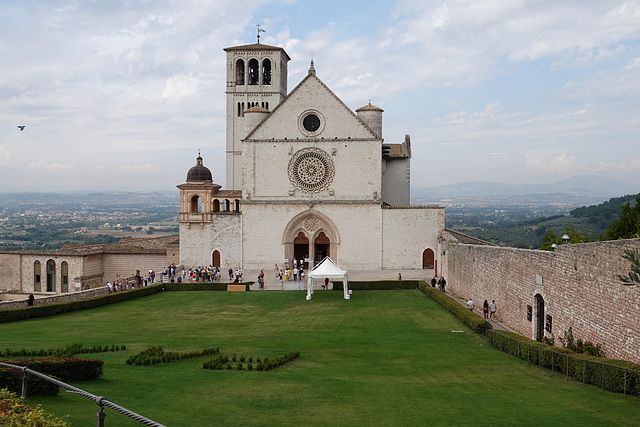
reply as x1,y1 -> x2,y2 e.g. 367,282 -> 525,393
539,225 -> 590,250
605,196 -> 640,240
618,249 -> 640,286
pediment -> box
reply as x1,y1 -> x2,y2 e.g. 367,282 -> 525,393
245,73 -> 378,141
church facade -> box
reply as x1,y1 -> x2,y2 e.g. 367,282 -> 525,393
178,42 -> 444,272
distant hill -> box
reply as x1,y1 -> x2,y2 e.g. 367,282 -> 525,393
458,193 -> 639,249
412,175 -> 640,200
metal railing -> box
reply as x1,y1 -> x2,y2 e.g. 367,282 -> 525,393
0,361 -> 166,427
485,329 -> 640,397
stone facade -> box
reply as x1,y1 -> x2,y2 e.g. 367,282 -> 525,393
441,232 -> 640,363
177,42 -> 444,272
0,235 -> 178,295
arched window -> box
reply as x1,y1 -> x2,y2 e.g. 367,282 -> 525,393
248,58 -> 259,85
61,261 -> 69,293
213,199 -> 220,212
237,102 -> 241,117
34,260 -> 41,292
233,199 -> 240,212
46,259 -> 56,292
223,199 -> 230,212
235,59 -> 245,85
190,195 -> 202,213
262,58 -> 271,85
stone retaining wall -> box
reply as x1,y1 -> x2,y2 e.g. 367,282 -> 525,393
441,235 -> 640,363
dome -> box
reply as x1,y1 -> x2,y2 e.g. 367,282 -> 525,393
186,155 -> 213,182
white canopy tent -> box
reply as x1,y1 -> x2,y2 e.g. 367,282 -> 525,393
306,257 -> 350,300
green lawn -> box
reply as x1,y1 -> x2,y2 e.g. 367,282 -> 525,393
2,290 -> 638,426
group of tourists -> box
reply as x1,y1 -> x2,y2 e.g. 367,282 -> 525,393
466,298 -> 498,320
430,276 -> 447,292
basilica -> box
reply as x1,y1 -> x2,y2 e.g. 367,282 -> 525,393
177,41 -> 444,272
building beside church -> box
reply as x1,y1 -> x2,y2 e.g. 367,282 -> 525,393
177,42 -> 445,271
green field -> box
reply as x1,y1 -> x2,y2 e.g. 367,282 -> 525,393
2,290 -> 639,426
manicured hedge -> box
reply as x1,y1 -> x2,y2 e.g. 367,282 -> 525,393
419,282 -> 486,334
0,357 -> 103,396
163,282 -> 253,291
487,330 -> 640,396
0,388 -> 72,426
0,284 -> 164,323
126,346 -> 220,366
332,280 -> 420,291
0,343 -> 126,358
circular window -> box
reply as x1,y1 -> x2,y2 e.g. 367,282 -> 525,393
298,110 -> 325,136
303,114 -> 321,132
288,148 -> 335,193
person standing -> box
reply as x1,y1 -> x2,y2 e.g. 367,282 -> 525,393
431,276 -> 437,288
489,300 -> 497,319
483,300 -> 489,319
441,277 -> 446,293
467,298 -> 474,312
27,293 -> 34,306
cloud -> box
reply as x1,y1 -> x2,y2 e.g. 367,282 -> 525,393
117,164 -> 160,171
596,158 -> 640,172
524,150 -> 587,175
27,161 -> 74,170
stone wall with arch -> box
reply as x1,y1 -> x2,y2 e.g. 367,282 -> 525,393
440,233 -> 640,363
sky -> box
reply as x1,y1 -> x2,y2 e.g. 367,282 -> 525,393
1,0 -> 639,192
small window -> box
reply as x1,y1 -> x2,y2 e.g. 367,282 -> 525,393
34,260 -> 41,292
61,261 -> 69,293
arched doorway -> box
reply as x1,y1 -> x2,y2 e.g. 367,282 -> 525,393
212,250 -> 220,268
315,232 -> 330,263
46,259 -> 56,292
294,232 -> 309,269
422,249 -> 435,269
534,294 -> 545,342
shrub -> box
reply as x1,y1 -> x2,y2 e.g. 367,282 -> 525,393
419,282 -> 486,334
332,280 -> 420,291
0,388 -> 72,426
126,346 -> 220,366
0,284 -> 164,324
487,330 -> 640,396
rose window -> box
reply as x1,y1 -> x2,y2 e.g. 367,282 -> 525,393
288,148 -> 335,193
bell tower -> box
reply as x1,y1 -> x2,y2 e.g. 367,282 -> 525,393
223,41 -> 290,190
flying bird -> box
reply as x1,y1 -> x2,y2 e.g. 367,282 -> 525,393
17,126 -> 25,131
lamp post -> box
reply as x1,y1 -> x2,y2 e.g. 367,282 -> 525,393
562,234 -> 570,244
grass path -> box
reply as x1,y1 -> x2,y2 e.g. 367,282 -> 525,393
1,290 -> 638,426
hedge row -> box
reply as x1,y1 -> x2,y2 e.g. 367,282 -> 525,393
332,280 -> 421,291
126,346 -> 220,366
0,388 -> 72,426
0,357 -> 104,396
418,282 -> 486,334
0,343 -> 126,358
203,351 -> 300,371
488,330 -> 640,396
0,284 -> 164,323
163,282 -> 253,291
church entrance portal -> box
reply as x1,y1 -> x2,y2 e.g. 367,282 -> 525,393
293,232 -> 309,269
534,294 -> 545,342
315,232 -> 330,263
